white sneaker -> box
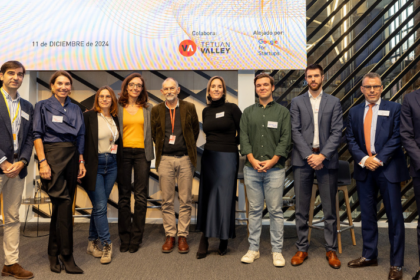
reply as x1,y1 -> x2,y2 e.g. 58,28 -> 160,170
272,252 -> 285,267
87,239 -> 103,258
241,250 -> 260,263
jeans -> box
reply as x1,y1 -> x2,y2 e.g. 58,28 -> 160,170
86,153 -> 117,245
244,166 -> 285,253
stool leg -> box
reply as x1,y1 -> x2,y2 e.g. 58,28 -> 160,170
243,182 -> 250,237
72,187 -> 77,226
336,192 -> 342,254
308,185 -> 317,244
344,187 -> 356,246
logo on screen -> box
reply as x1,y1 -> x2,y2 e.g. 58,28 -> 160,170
179,40 -> 197,57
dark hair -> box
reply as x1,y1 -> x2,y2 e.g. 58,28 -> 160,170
92,86 -> 119,117
305,64 -> 324,76
118,73 -> 149,108
49,70 -> 73,95
1,61 -> 26,74
254,73 -> 274,87
206,76 -> 227,104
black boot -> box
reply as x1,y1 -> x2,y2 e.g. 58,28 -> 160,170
58,255 -> 83,274
218,239 -> 228,256
48,255 -> 61,273
196,234 -> 209,259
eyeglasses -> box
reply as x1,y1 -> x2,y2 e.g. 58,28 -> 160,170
128,83 -> 143,88
362,85 -> 382,90
99,95 -> 112,100
163,87 -> 177,92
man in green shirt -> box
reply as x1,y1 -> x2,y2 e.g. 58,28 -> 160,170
239,73 -> 291,267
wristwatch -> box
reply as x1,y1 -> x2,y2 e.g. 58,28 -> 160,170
20,158 -> 28,166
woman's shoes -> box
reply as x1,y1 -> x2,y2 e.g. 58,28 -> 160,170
196,234 -> 209,259
58,255 -> 84,274
218,239 -> 228,256
48,255 -> 61,273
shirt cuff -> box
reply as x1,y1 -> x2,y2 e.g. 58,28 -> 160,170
373,157 -> 384,166
0,156 -> 7,165
359,156 -> 369,168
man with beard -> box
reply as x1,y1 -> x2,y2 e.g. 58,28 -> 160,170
151,78 -> 199,254
290,64 -> 343,269
347,73 -> 408,280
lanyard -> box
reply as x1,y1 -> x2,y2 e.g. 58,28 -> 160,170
169,108 -> 175,134
100,113 -> 118,144
1,88 -> 20,124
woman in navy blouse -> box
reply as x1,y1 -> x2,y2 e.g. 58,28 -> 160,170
33,71 -> 86,274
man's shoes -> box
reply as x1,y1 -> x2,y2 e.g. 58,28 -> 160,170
120,243 -> 129,253
272,252 -> 285,267
178,237 -> 189,254
412,269 -> 420,280
2,264 -> 34,279
389,266 -> 402,280
348,257 -> 378,268
87,239 -> 103,257
129,243 -> 140,253
326,251 -> 341,269
162,236 -> 175,253
241,250 -> 260,264
291,251 -> 308,266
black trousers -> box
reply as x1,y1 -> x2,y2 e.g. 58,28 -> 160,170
414,177 -> 420,266
118,148 -> 151,245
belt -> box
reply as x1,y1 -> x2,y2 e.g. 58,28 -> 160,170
13,153 -> 18,159
312,147 -> 320,153
163,154 -> 188,158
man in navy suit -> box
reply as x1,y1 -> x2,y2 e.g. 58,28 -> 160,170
346,72 -> 409,280
400,88 -> 420,280
0,61 -> 34,279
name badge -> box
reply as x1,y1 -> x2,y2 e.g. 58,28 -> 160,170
378,110 -> 390,116
111,144 -> 118,154
169,135 -> 176,145
267,121 -> 278,128
21,111 -> 29,121
52,115 -> 63,123
216,112 -> 225,118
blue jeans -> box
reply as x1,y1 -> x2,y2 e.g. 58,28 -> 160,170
244,166 -> 285,253
86,153 -> 117,245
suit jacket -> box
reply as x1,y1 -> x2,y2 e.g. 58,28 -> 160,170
346,99 -> 409,183
117,103 -> 154,162
151,99 -> 199,171
82,110 -> 123,191
0,95 -> 34,178
401,89 -> 420,177
290,92 -> 343,169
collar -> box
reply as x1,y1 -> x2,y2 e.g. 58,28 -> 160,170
165,99 -> 179,109
257,100 -> 275,108
48,95 -> 71,107
365,98 -> 381,107
308,91 -> 323,99
1,87 -> 21,102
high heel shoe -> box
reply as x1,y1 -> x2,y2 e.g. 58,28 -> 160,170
218,239 -> 228,256
48,255 -> 61,273
58,255 -> 84,274
196,234 -> 209,259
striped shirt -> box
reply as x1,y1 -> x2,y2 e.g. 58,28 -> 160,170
1,88 -> 21,152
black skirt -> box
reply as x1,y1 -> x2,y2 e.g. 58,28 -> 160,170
196,149 -> 239,239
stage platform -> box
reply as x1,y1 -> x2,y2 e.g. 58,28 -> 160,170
2,224 -> 418,279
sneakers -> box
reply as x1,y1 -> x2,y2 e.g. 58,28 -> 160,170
241,250 -> 260,263
87,239 -> 103,258
272,252 -> 285,267
100,243 -> 112,264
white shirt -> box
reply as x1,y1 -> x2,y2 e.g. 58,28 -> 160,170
309,91 -> 322,148
0,89 -> 21,165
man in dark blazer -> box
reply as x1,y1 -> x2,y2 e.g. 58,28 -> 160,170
151,78 -> 199,254
347,72 -> 409,280
0,61 -> 34,279
290,64 -> 343,269
400,88 -> 420,280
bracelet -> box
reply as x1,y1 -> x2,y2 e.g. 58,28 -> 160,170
39,158 -> 46,164
79,160 -> 85,164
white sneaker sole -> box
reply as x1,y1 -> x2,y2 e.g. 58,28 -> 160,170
241,255 -> 260,264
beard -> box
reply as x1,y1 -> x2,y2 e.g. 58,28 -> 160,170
308,82 -> 322,92
166,94 -> 176,101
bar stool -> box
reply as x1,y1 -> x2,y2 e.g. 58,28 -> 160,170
308,160 -> 356,253
236,156 -> 249,235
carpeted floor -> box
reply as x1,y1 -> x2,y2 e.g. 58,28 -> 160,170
2,223 -> 419,280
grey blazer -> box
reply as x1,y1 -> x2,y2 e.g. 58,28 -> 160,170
118,102 -> 154,161
290,92 -> 343,169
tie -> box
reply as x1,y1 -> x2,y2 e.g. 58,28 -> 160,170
364,103 -> 374,156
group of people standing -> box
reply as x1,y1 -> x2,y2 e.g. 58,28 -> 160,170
0,60 -> 419,280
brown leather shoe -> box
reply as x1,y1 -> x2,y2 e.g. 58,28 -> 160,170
348,257 -> 378,268
291,251 -> 308,266
2,263 -> 34,279
326,251 -> 341,269
388,266 -> 402,280
178,236 -> 189,254
162,236 -> 175,253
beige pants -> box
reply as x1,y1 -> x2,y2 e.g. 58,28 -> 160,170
0,174 -> 24,265
158,155 -> 194,237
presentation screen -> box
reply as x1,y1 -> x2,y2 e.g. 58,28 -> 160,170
0,0 -> 306,70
